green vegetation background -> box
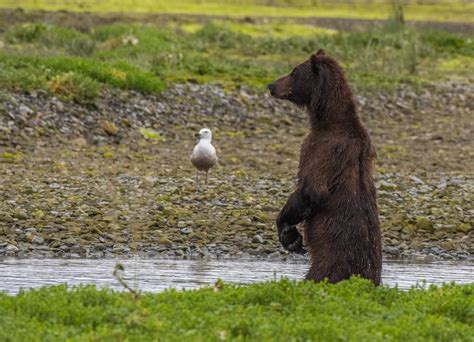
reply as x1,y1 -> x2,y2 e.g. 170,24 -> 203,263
1,278 -> 473,340
3,0 -> 474,22
0,1 -> 473,103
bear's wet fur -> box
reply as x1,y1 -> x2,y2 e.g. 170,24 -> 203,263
268,49 -> 382,285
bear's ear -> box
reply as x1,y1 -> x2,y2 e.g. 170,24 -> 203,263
315,49 -> 325,56
310,53 -> 321,72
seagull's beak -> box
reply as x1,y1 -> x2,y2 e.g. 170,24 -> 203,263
195,133 -> 201,138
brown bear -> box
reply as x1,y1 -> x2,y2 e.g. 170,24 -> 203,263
268,49 -> 382,285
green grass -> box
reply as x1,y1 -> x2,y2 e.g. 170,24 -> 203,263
2,0 -> 473,22
0,19 -> 472,100
0,53 -> 165,102
0,278 -> 472,340
180,21 -> 339,38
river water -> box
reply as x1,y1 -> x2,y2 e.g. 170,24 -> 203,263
0,258 -> 472,295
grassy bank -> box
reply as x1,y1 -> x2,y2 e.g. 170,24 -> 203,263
0,278 -> 473,340
2,0 -> 473,22
0,15 -> 472,102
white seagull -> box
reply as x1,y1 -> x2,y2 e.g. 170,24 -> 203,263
191,128 -> 218,187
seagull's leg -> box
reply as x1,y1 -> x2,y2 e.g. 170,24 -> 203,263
195,170 -> 199,189
205,170 -> 209,185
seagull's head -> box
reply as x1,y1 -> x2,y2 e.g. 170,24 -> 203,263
196,128 -> 212,141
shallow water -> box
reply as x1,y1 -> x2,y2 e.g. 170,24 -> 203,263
0,258 -> 472,295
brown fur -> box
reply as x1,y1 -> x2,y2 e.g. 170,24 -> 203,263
268,49 -> 382,285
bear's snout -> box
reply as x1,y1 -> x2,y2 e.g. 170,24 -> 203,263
268,76 -> 292,100
267,83 -> 276,96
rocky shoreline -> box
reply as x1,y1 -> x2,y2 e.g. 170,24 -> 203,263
0,172 -> 472,261
1,83 -> 473,261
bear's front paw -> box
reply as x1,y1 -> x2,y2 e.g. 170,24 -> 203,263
279,223 -> 306,255
287,234 -> 306,255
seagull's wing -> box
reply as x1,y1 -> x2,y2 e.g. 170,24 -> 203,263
191,143 -> 200,160
211,144 -> 218,164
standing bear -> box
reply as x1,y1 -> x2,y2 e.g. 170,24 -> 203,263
268,49 -> 382,285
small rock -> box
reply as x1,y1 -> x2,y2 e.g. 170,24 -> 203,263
383,245 -> 400,255
0,213 -> 14,222
13,208 -> 28,220
19,104 -> 33,115
252,234 -> 264,244
180,228 -> 193,235
174,249 -> 185,256
101,120 -> 119,135
49,183 -> 61,189
456,223 -> 471,233
70,137 -> 87,147
158,237 -> 173,246
441,241 -> 455,251
31,236 -> 45,245
54,100 -> 65,112
89,251 -> 105,259
63,238 -> 77,246
409,176 -> 424,185
6,244 -> 19,252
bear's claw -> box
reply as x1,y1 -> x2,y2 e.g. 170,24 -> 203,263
287,234 -> 306,255
279,224 -> 307,255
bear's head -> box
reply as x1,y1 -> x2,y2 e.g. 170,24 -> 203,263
268,49 -> 350,114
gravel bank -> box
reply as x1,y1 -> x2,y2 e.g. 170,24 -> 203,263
1,82 -> 473,260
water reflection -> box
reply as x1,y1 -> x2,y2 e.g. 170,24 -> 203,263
0,258 -> 472,295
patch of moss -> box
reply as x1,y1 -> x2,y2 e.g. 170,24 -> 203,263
415,216 -> 434,232
139,128 -> 165,141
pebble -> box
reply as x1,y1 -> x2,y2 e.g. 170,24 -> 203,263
383,246 -> 400,255
19,104 -> 33,115
252,235 -> 264,244
180,228 -> 193,235
6,244 -> 19,252
410,176 -> 424,185
31,236 -> 44,245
